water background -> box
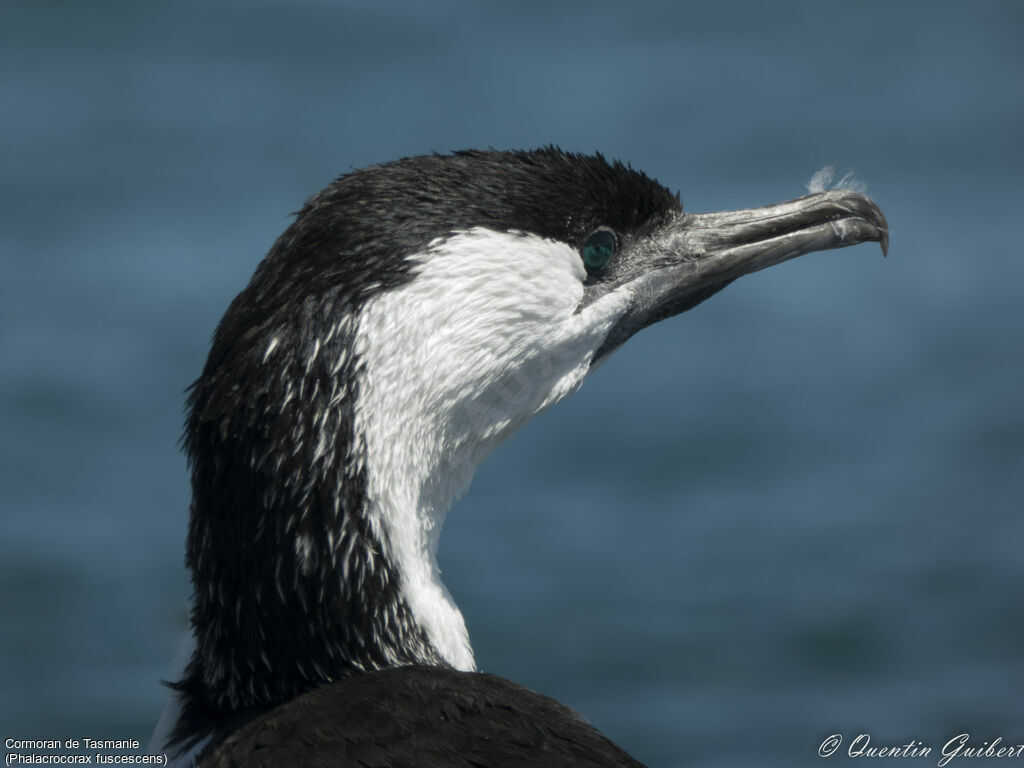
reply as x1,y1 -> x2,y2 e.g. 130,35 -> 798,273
2,2 -> 1023,766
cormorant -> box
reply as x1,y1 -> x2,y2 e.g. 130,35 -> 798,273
151,148 -> 888,767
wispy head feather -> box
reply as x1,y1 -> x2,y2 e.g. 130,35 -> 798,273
806,165 -> 867,194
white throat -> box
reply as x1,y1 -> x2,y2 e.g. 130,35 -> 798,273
352,228 -> 633,669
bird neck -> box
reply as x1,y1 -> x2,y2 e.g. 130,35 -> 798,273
173,222 -> 612,740
182,452 -> 461,709
178,331 -> 477,741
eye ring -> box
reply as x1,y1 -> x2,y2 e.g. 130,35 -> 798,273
580,227 -> 617,275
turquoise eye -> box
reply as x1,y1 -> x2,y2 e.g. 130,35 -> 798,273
581,229 -> 616,273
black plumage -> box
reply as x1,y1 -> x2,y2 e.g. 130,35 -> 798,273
201,667 -> 643,768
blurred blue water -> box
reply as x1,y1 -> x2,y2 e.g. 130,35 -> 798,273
2,1 -> 1022,766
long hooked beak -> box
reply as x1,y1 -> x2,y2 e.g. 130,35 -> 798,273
596,190 -> 889,358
